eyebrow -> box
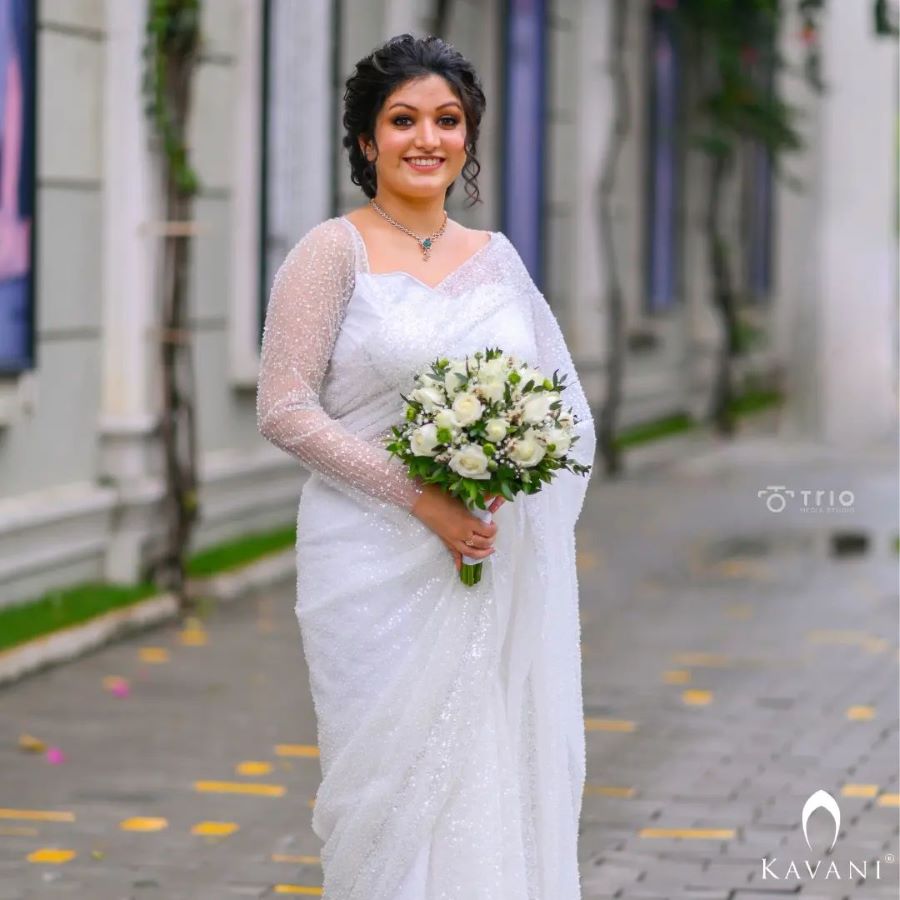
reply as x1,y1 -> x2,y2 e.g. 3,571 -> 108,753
387,101 -> 462,111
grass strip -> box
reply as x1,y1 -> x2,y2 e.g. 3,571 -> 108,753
0,523 -> 297,652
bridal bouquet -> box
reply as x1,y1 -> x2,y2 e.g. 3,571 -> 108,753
384,347 -> 592,586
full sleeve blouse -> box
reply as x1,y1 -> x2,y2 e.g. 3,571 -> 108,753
256,218 -> 426,511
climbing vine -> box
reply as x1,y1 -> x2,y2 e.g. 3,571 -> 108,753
141,0 -> 203,612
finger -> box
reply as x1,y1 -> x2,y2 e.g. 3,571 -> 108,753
467,517 -> 498,536
453,550 -> 461,571
461,534 -> 493,550
488,496 -> 505,513
459,542 -> 495,559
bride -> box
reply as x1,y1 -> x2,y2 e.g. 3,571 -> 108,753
256,33 -> 596,900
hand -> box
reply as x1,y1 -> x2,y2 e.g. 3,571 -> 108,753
411,484 -> 503,572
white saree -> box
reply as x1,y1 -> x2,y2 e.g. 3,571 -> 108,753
256,215 -> 596,899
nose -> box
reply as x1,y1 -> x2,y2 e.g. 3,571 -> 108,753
414,119 -> 439,149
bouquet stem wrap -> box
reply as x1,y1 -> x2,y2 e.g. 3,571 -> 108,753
460,506 -> 494,586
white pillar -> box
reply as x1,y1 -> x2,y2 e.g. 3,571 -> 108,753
98,0 -> 164,580
783,2 -> 898,448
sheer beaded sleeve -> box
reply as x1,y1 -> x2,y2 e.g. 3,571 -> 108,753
256,218 -> 425,511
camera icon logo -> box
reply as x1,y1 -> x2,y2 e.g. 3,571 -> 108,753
757,485 -> 795,513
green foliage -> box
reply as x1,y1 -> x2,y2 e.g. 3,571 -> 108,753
0,523 -> 297,651
0,582 -> 158,652
185,524 -> 297,577
668,0 -> 825,171
141,0 -> 202,197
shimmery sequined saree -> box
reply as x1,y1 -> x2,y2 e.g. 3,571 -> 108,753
257,216 -> 595,899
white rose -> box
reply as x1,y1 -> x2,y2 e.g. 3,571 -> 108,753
410,423 -> 440,457
522,391 -> 560,424
443,361 -> 469,396
448,444 -> 491,480
543,426 -> 572,458
518,367 -> 545,389
509,430 -> 546,468
452,391 -> 484,426
478,357 -> 506,380
417,372 -> 444,390
410,385 -> 445,412
484,418 -> 509,441
475,377 -> 505,404
558,408 -> 574,429
434,408 -> 460,431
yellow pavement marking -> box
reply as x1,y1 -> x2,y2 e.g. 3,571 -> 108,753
707,559 -> 769,580
192,821 -> 239,836
846,705 -> 876,721
584,718 -> 636,733
682,689 -> 713,706
0,809 -> 74,822
236,761 -> 273,776
271,854 -> 321,865
17,734 -> 46,752
584,785 -> 635,798
27,848 -> 77,863
862,638 -> 889,654
576,549 -> 599,572
273,887 -> 323,895
672,653 -> 730,667
663,670 -> 691,684
877,793 -> 900,807
640,827 -> 735,840
807,630 -> 869,645
178,628 -> 207,646
725,604 -> 754,620
275,744 -> 319,758
841,784 -> 879,798
0,826 -> 38,836
194,780 -> 285,797
139,647 -> 170,663
120,817 -> 168,832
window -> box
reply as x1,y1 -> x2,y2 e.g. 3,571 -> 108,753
0,0 -> 36,373
644,4 -> 681,314
742,52 -> 775,304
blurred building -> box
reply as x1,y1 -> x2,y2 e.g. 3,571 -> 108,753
0,0 -> 895,607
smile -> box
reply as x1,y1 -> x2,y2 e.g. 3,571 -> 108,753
404,157 -> 445,171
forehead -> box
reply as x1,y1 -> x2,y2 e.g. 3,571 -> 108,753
382,74 -> 461,109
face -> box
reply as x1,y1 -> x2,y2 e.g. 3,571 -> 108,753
360,73 -> 468,201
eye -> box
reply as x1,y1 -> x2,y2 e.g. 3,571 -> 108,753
391,114 -> 461,127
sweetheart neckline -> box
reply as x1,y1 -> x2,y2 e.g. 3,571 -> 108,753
339,216 -> 497,293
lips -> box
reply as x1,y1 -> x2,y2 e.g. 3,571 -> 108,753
403,157 -> 445,172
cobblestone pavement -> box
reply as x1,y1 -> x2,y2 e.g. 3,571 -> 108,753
576,436 -> 899,900
0,435 -> 897,899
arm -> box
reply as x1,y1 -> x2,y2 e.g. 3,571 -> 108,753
256,218 -> 425,511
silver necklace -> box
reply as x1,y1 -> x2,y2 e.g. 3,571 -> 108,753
369,199 -> 448,261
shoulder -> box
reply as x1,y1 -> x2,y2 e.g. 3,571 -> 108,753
280,217 -> 356,270
294,216 -> 354,252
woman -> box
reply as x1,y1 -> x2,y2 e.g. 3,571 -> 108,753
256,33 -> 596,900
